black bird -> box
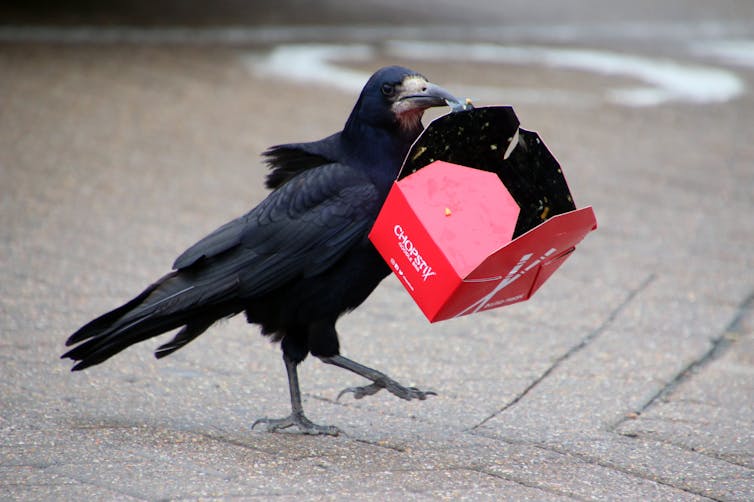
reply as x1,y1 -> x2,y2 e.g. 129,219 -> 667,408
63,66 -> 464,435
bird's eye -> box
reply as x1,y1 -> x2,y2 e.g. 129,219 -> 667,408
381,83 -> 396,97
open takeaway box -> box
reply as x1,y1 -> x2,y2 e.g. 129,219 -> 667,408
369,106 -> 597,322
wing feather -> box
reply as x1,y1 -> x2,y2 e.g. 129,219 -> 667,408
172,162 -> 380,298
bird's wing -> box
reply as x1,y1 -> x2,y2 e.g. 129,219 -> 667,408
173,162 -> 381,296
263,132 -> 342,189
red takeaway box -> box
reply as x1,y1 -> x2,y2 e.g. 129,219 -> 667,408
369,106 -> 597,322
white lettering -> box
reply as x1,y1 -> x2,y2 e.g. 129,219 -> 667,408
394,224 -> 436,281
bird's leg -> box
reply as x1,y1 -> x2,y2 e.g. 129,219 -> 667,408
252,354 -> 340,436
319,354 -> 437,401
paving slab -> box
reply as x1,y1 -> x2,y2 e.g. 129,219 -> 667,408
616,299 -> 754,469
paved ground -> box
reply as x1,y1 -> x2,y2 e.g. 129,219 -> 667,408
1,1 -> 753,500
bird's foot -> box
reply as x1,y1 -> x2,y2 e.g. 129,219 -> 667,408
337,378 -> 437,402
252,412 -> 340,436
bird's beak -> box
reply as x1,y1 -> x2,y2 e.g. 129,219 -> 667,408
396,80 -> 470,113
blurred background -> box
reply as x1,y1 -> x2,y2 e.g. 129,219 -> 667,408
1,0 -> 752,25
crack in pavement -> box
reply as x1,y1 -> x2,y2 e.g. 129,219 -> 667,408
616,432 -> 754,470
467,273 -> 657,432
351,437 -> 408,453
470,431 -> 723,501
43,467 -> 152,501
611,289 -> 754,431
535,442 -> 724,502
459,465 -> 588,501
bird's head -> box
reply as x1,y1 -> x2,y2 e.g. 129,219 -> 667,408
346,66 -> 464,136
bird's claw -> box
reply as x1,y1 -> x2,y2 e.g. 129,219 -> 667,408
337,383 -> 382,400
337,380 -> 437,402
252,413 -> 340,436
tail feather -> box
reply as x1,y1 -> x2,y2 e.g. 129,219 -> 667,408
64,311 -> 193,370
154,319 -> 216,359
63,271 -> 240,370
65,273 -> 173,346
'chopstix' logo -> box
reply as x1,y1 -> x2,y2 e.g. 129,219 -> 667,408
394,224 -> 436,281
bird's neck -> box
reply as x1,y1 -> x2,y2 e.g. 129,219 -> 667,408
342,120 -> 422,195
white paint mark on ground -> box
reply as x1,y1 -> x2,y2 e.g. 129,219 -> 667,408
1,24 -> 743,107
244,44 -> 373,93
246,41 -> 745,107
386,41 -> 745,106
691,39 -> 754,68
247,44 -> 598,107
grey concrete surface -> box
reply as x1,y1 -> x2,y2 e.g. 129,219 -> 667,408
2,1 -> 754,500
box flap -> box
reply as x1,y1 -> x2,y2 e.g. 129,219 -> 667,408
452,206 -> 597,317
399,106 -> 578,237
